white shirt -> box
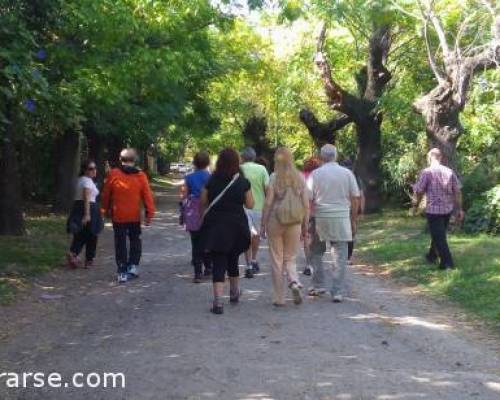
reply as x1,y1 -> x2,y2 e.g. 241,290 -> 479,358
306,162 -> 360,218
75,176 -> 99,202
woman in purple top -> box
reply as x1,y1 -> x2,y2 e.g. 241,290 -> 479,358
182,151 -> 212,282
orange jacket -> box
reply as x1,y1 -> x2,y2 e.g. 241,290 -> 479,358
101,166 -> 156,223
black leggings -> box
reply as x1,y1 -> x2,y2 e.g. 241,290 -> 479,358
70,225 -> 98,262
211,251 -> 240,283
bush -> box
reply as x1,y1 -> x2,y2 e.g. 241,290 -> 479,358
464,185 -> 500,235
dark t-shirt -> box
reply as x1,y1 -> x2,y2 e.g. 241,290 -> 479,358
205,173 -> 250,215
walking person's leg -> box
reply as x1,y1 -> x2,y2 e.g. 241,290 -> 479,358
267,219 -> 286,305
227,251 -> 241,303
330,241 -> 349,302
310,219 -> 327,295
127,222 -> 142,277
429,214 -> 454,269
210,252 -> 227,314
113,223 -> 128,281
84,228 -> 98,267
190,230 -> 203,282
68,231 -> 86,268
282,224 -> 302,305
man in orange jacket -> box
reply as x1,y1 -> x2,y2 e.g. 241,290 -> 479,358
101,148 -> 156,283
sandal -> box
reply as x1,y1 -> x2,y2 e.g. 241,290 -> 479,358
308,287 -> 326,297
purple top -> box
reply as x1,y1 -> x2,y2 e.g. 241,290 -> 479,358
414,164 -> 461,215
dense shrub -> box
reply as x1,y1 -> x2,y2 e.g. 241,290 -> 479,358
464,185 -> 500,235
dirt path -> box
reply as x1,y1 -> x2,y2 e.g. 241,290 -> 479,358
1,184 -> 499,400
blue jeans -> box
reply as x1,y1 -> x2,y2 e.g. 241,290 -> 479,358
311,241 -> 349,296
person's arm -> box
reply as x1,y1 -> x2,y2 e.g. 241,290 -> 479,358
412,171 -> 428,214
359,190 -> 366,216
349,172 -> 361,235
350,196 -> 360,235
100,174 -> 112,217
82,188 -> 92,225
260,184 -> 274,238
244,189 -> 254,210
199,187 -> 209,215
301,186 -> 310,240
141,174 -> 156,225
180,180 -> 188,200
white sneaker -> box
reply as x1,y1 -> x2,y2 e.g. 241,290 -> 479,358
118,273 -> 128,283
332,294 -> 343,303
127,264 -> 139,278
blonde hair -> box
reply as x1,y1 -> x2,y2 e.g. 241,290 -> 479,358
273,147 -> 304,195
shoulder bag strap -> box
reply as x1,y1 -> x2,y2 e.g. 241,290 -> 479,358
202,173 -> 240,219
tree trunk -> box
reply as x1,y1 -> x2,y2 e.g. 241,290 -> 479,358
0,104 -> 25,235
355,117 -> 382,213
53,131 -> 81,213
414,84 -> 462,170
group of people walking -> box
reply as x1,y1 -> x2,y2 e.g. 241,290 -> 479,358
181,144 -> 362,314
65,143 -> 463,316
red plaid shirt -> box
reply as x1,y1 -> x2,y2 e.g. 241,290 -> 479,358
414,163 -> 461,215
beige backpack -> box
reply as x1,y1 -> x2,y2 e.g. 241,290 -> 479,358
274,186 -> 305,226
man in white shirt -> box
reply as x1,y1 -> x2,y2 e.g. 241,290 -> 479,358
306,144 -> 361,302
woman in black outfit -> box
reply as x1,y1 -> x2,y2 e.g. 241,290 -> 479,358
200,148 -> 254,315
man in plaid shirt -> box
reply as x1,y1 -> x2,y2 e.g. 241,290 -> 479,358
413,148 -> 464,269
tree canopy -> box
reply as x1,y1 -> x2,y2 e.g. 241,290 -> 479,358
1,0 -> 498,233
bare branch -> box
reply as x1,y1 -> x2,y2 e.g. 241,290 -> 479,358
389,0 -> 424,21
314,23 -> 346,112
424,19 -> 447,83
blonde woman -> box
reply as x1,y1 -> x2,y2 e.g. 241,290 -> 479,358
260,147 -> 309,306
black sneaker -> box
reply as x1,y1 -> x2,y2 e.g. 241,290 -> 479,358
210,303 -> 224,314
303,266 -> 313,276
193,274 -> 203,283
244,268 -> 254,279
203,268 -> 212,277
251,261 -> 260,274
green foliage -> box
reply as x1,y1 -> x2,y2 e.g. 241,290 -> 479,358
464,185 -> 500,235
0,214 -> 67,304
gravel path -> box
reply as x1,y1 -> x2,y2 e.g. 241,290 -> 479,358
0,184 -> 499,400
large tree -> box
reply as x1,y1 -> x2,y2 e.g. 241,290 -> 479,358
314,23 -> 392,212
409,0 -> 500,168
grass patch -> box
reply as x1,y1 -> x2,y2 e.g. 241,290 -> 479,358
0,215 -> 67,304
357,210 -> 500,328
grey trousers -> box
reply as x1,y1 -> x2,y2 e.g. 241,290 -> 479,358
311,241 -> 349,296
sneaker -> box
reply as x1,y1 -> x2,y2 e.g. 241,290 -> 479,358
244,268 -> 254,279
332,294 -> 343,303
230,289 -> 241,304
84,259 -> 93,268
290,282 -> 303,305
210,303 -> 224,315
308,287 -> 326,297
251,261 -> 260,274
303,266 -> 313,276
127,264 -> 139,278
117,273 -> 128,284
193,274 -> 203,283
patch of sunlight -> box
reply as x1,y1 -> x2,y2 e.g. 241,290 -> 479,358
238,394 -> 275,400
485,382 -> 500,393
377,394 -> 427,399
348,313 -> 451,331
